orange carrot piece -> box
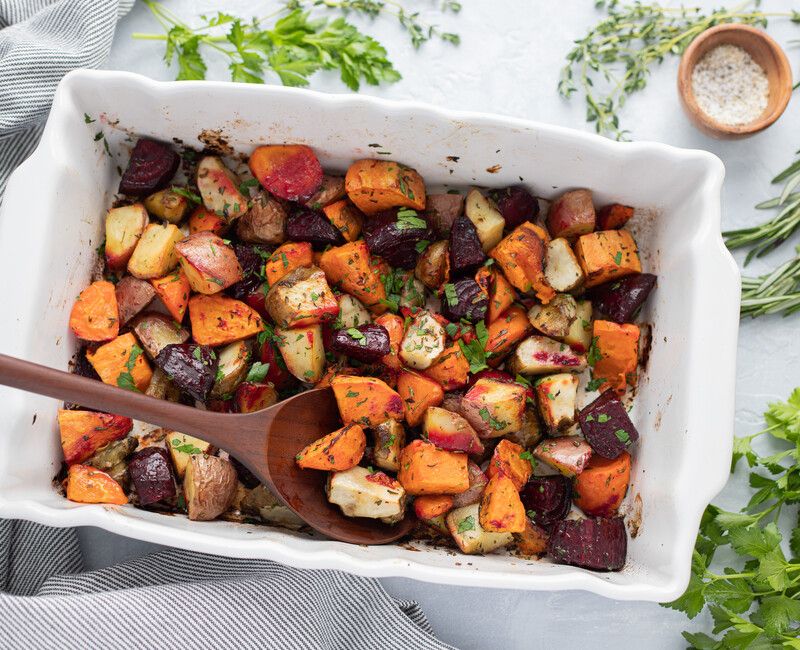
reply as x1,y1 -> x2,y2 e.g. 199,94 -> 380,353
68,280 -> 120,342
484,306 -> 532,366
150,268 -> 190,322
574,230 -> 641,288
188,205 -> 227,235
86,332 -> 152,392
295,423 -> 366,471
188,294 -> 265,346
264,241 -> 314,286
58,409 -> 133,465
574,451 -> 631,517
423,342 -> 470,391
374,313 -> 405,370
331,375 -> 404,427
397,440 -> 469,495
490,223 -> 555,303
319,241 -> 387,313
486,439 -> 532,490
414,495 -> 454,520
323,200 -> 364,242
591,320 -> 640,394
344,159 -> 426,215
479,473 -> 526,533
66,465 -> 128,505
397,368 -> 444,427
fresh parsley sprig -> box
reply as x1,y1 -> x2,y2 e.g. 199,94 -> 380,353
663,389 -> 800,647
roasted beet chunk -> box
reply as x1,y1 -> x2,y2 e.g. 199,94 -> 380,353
519,475 -> 573,529
332,324 -> 391,364
258,336 -> 297,391
363,209 -> 433,269
577,390 -> 639,459
488,185 -> 539,230
154,343 -> 218,402
119,138 -> 180,196
286,208 -> 345,250
441,277 -> 488,322
449,214 -> 486,276
228,243 -> 269,300
128,447 -> 176,506
591,273 -> 657,324
230,456 -> 260,489
547,517 -> 627,571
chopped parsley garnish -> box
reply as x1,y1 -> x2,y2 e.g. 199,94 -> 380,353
457,515 -> 475,533
614,428 -> 630,444
478,406 -> 507,431
587,336 -> 602,366
395,208 -> 426,230
171,186 -> 202,204
116,345 -> 143,392
415,239 -> 430,254
443,283 -> 458,307
245,361 -> 270,383
585,377 -> 605,391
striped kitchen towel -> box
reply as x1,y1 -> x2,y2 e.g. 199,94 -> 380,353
0,2 -> 453,648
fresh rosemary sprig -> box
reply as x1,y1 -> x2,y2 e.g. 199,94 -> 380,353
724,151 -> 800,264
560,1 -> 800,140
740,252 -> 800,318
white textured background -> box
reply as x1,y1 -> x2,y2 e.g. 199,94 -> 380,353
80,1 -> 800,647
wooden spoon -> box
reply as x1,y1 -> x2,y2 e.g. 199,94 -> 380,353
0,353 -> 415,545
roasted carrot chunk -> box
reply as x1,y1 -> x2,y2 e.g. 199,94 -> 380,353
484,305 -> 532,366
574,452 -> 631,517
423,342 -> 470,391
264,242 -> 314,286
323,200 -> 364,242
486,439 -> 532,490
596,204 -> 634,230
490,223 -> 555,303
414,495 -> 454,520
344,159 -> 426,215
479,474 -> 526,533
295,423 -> 366,471
188,294 -> 265,346
574,230 -> 641,288
397,440 -> 469,495
58,409 -> 133,465
319,241 -> 387,313
476,266 -> 516,324
66,464 -> 128,505
86,332 -> 152,392
591,320 -> 640,394
150,268 -> 190,322
374,313 -> 404,370
331,375 -> 404,427
68,280 -> 120,342
397,368 -> 444,427
188,205 -> 227,235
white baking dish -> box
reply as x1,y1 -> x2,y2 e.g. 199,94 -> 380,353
0,69 -> 739,601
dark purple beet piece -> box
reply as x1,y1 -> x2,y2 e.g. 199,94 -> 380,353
228,243 -> 269,300
547,517 -> 627,571
488,185 -> 539,229
577,390 -> 639,459
363,209 -> 433,269
154,343 -> 218,402
449,214 -> 486,276
441,277 -> 488,322
128,447 -> 176,506
64,347 -> 102,410
331,324 -> 390,364
119,138 -> 180,196
591,273 -> 657,324
519,475 -> 573,529
286,208 -> 345,250
230,456 -> 260,489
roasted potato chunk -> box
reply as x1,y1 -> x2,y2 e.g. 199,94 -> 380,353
184,454 -> 238,521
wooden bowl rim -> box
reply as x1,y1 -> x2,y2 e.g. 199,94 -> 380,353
677,23 -> 793,137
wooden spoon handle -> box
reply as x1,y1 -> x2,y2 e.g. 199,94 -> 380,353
0,353 -> 233,445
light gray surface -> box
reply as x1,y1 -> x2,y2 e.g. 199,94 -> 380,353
81,1 -> 800,647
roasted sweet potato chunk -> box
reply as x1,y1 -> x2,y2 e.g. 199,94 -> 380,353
479,474 -> 526,533
264,241 -> 314,286
590,320 -> 640,394
374,313 -> 404,370
596,203 -> 634,230
150,268 -> 190,322
69,280 -> 120,342
484,305 -> 531,365
397,369 -> 444,427
490,222 -> 555,303
486,439 -> 532,490
574,229 -> 641,288
66,464 -> 128,505
414,495 -> 454,520
86,332 -> 152,392
188,294 -> 265,346
58,409 -> 133,465
296,423 -> 366,471
188,205 -> 227,236
319,241 -> 387,313
397,439 -> 469,495
423,342 -> 470,391
323,200 -> 364,242
345,159 -> 426,215
331,375 -> 404,427
574,452 -> 631,517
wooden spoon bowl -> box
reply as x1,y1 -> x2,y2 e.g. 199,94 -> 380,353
0,353 -> 415,545
677,24 -> 793,139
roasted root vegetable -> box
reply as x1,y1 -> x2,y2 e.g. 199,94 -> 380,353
196,156 -> 247,222
210,340 -> 250,398
66,465 -> 128,505
476,266 -> 516,324
484,305 -> 532,365
236,191 -> 287,245
86,333 -> 152,392
331,324 -> 390,364
596,203 -> 634,230
534,436 -> 593,477
515,520 -> 550,556
249,144 -> 323,202
423,342 -> 470,391
563,300 -> 593,353
422,406 -> 484,455
460,378 -> 526,439
590,320 -> 640,393
69,280 -> 119,342
414,495 -> 454,520
132,312 -> 190,359
449,214 -> 486,276
479,473 -> 526,533
127,223 -> 183,280
184,454 -> 238,521
527,293 -> 578,339
591,273 -> 656,324
509,335 -> 587,376
446,503 -> 513,554
58,409 -> 133,465
326,466 -> 406,523
336,294 -> 371,329
374,313 -> 404,370
397,439 -> 469,495
175,231 -> 243,295
465,188 -> 505,252
362,209 -> 433,269
415,240 -> 450,290
425,193 -> 463,237
331,375 -> 404,426
451,461 -> 489,508
167,432 -> 213,479
128,447 -> 176,506
577,389 -> 639,459
287,208 -> 346,250
486,439 -> 532,490
440,277 -> 488,323
144,188 -> 191,223
535,373 -> 579,431
397,369 -> 444,427
489,222 -> 555,303
574,452 -> 631,517
487,185 -> 539,230
547,516 -> 627,571
274,324 -> 325,383
115,276 -> 155,325
323,200 -> 363,242
235,381 -> 278,413
373,419 -> 405,472
265,266 -> 338,328
295,424 -> 367,471
188,206 -> 227,236
119,138 -> 180,196
546,189 -> 596,240
319,241 -> 386,313
574,229 -> 641,289
265,241 -> 314,286
519,475 -> 573,529
399,310 -> 446,370
105,204 -> 148,272
188,294 -> 264,346
150,269 -> 190,322
345,159 -> 426,215
303,174 -> 346,208
544,237 -> 585,293
154,343 -> 218,402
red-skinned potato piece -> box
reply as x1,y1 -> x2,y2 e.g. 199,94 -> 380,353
196,156 -> 247,222
105,204 -> 148,272
115,276 -> 155,326
234,381 -> 278,413
397,369 -> 444,427
460,378 -> 527,439
479,474 -> 526,533
450,461 -> 488,508
69,280 -> 120,342
249,144 -> 323,202
546,189 -> 596,239
58,409 -> 133,465
175,231 -> 243,295
295,423 -> 366,471
422,406 -> 484,455
486,439 -> 532,490
534,436 -> 593,477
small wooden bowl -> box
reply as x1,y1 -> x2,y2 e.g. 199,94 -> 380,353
677,24 -> 793,139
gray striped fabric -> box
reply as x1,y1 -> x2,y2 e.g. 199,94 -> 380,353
0,2 -> 453,648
